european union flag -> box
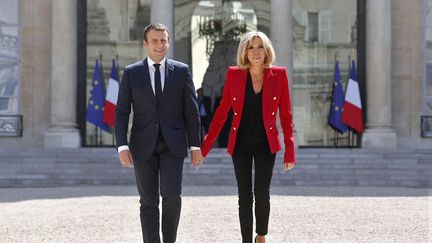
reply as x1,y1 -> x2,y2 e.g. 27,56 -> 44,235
328,60 -> 348,133
85,60 -> 110,132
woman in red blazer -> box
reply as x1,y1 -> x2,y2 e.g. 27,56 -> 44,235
201,31 -> 296,243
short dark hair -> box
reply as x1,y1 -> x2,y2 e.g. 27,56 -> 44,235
143,23 -> 170,42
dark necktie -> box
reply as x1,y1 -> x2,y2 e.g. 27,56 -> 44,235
153,63 -> 162,103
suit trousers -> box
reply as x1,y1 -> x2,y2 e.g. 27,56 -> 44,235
133,132 -> 184,243
232,142 -> 276,243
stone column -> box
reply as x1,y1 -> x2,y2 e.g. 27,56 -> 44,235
362,0 -> 397,148
119,0 -> 129,41
44,0 -> 80,148
270,0 -> 293,85
151,0 -> 174,58
270,0 -> 297,147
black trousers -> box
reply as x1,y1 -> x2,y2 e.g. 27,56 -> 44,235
232,142 -> 276,243
133,134 -> 184,243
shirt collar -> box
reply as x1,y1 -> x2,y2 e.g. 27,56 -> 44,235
147,57 -> 166,69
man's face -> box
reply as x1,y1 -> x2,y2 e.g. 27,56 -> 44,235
143,29 -> 169,63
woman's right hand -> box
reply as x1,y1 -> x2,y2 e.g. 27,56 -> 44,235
284,162 -> 295,172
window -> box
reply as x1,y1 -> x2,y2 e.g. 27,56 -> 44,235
425,0 -> 432,116
293,0 -> 360,147
0,0 -> 20,115
307,12 -> 319,42
79,0 -> 150,146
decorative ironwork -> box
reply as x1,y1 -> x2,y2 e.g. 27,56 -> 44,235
0,115 -> 22,137
0,21 -> 19,55
421,115 -> 432,138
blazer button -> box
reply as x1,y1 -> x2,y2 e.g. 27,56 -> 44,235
271,112 -> 275,115
234,112 -> 238,116
269,126 -> 273,130
233,97 -> 236,101
233,127 -> 237,131
273,96 -> 277,100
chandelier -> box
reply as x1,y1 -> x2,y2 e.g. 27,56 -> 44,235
198,0 -> 248,56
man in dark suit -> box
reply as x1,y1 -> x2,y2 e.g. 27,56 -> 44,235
115,23 -> 203,243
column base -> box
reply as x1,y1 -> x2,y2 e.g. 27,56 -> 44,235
361,128 -> 397,148
44,129 -> 81,148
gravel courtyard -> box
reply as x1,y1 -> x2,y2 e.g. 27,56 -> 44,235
0,186 -> 430,243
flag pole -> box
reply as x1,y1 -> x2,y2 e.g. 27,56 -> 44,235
334,52 -> 339,147
99,53 -> 103,145
96,49 -> 101,146
351,49 -> 357,148
347,54 -> 351,147
111,47 -> 117,146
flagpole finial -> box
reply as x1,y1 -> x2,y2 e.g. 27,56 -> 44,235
95,49 -> 102,61
351,48 -> 356,60
111,47 -> 118,61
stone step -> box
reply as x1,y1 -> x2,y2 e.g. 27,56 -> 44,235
0,148 -> 430,188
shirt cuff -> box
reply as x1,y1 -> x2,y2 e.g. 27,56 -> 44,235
190,146 -> 200,151
118,145 -> 129,154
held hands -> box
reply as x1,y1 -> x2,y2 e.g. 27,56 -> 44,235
191,149 -> 205,169
119,150 -> 134,168
284,162 -> 295,172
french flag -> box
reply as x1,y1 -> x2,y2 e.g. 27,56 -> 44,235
102,60 -> 119,127
342,60 -> 364,133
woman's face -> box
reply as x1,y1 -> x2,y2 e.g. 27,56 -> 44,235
246,37 -> 266,68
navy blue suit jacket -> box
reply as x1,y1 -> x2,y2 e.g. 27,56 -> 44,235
115,58 -> 200,161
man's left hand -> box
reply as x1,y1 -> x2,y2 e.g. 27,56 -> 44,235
191,150 -> 204,168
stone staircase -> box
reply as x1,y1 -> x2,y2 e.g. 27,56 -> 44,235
0,147 -> 431,188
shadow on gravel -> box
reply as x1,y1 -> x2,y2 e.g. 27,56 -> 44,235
0,185 -> 429,203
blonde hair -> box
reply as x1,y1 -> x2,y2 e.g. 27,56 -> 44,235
236,31 -> 276,69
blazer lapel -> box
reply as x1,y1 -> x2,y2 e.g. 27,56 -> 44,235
262,68 -> 273,110
142,58 -> 157,106
235,69 -> 247,114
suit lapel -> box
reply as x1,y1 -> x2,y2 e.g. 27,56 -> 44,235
142,58 -> 157,106
159,59 -> 174,107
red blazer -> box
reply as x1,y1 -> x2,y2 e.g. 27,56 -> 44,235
201,66 -> 296,163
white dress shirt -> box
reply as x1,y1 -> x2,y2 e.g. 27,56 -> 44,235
147,57 -> 166,94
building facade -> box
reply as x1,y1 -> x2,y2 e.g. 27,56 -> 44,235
0,0 -> 431,150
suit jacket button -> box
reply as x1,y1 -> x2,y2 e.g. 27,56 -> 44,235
155,123 -> 159,128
